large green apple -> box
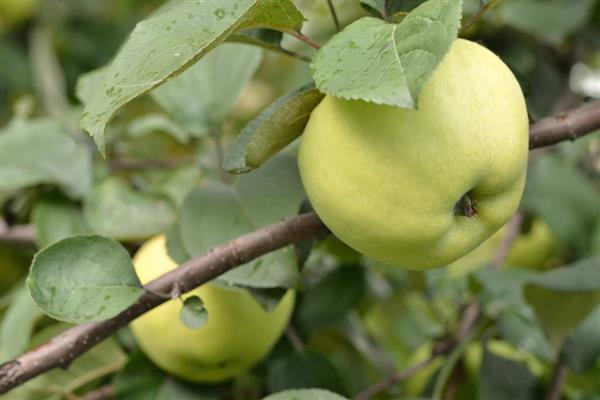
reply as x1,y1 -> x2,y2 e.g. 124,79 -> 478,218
299,39 -> 529,270
130,236 -> 295,383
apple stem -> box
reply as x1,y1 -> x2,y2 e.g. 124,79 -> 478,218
453,193 -> 477,217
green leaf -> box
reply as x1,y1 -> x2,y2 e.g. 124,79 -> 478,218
156,378 -> 219,400
75,66 -> 109,105
478,346 -> 538,400
145,165 -> 203,207
359,0 -> 387,17
0,118 -> 92,199
522,155 -> 600,253
524,257 -> 600,348
83,177 -> 177,241
27,235 -> 144,324
112,352 -> 164,400
562,306 -> 600,374
224,84 -> 324,173
263,389 -> 349,400
128,113 -> 191,144
151,43 -> 262,136
267,351 -> 344,394
497,312 -> 553,362
229,28 -> 284,51
310,0 -> 462,108
0,283 -> 42,363
498,0 -> 595,45
80,0 -> 303,154
4,323 -> 128,400
296,266 -> 365,334
473,268 -> 537,317
32,192 -> 87,247
180,154 -> 304,288
179,295 -> 208,330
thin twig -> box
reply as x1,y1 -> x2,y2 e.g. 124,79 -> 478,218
326,0 -> 341,32
491,211 -> 524,271
278,46 -> 312,63
0,219 -> 36,245
544,356 -> 568,400
285,325 -> 305,352
288,31 -> 321,49
460,0 -> 502,35
212,132 -> 230,183
78,385 -> 114,400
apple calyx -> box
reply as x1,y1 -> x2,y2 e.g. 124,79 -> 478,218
454,193 -> 477,217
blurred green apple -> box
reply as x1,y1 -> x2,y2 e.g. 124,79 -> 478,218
447,219 -> 560,276
299,39 -> 529,270
130,236 -> 295,383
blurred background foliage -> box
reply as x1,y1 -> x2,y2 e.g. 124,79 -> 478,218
0,0 -> 599,399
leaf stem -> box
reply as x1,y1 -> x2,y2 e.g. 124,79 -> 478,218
289,31 -> 321,49
460,0 -> 502,35
326,0 -> 341,32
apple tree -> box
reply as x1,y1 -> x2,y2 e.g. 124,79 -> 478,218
0,1 -> 599,400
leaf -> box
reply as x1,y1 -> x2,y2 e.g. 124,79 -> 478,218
4,323 -> 128,400
524,257 -> 600,348
562,306 -> 600,374
144,164 -> 203,207
477,346 -> 538,400
128,113 -> 191,144
27,235 -> 144,324
310,0 -> 462,108
229,28 -> 284,50
263,389 -> 349,400
296,266 -> 365,334
156,378 -> 220,400
0,283 -> 42,363
75,66 -> 109,104
180,154 -> 305,288
80,0 -> 303,154
267,351 -> 344,394
359,0 -> 387,17
473,268 -> 537,317
497,312 -> 553,362
522,155 -> 600,253
179,295 -> 208,330
112,352 -> 164,400
0,118 -> 92,199
83,177 -> 177,241
32,192 -> 87,247
151,43 -> 262,136
498,0 -> 596,45
224,84 -> 324,173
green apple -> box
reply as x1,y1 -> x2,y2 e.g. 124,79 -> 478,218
447,219 -> 560,276
505,219 -> 560,268
299,39 -> 529,270
130,236 -> 295,383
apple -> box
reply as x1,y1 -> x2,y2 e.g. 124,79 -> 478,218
299,39 -> 529,270
130,236 -> 295,383
447,219 -> 560,276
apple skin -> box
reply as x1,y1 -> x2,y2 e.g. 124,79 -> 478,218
130,236 -> 295,383
299,39 -> 529,270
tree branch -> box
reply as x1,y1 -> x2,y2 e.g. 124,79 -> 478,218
0,219 -> 36,246
544,356 -> 568,400
529,100 -> 600,149
0,213 -> 328,394
1,100 -> 599,393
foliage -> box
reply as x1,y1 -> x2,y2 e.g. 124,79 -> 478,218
1,0 -> 599,399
